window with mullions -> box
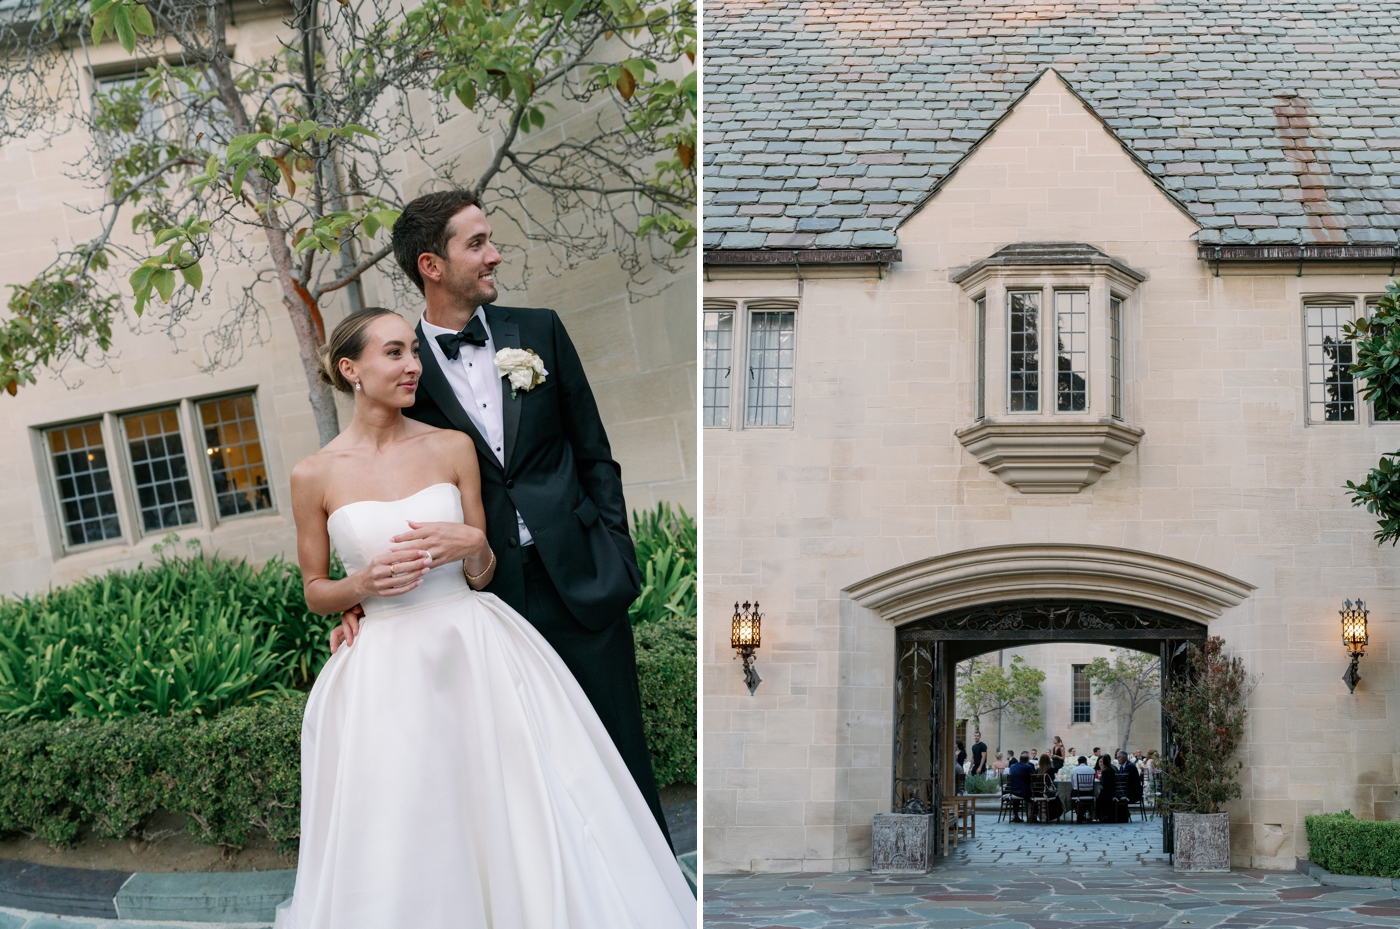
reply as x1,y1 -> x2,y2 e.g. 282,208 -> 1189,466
1072,664 -> 1091,723
122,409 -> 198,532
198,395 -> 274,517
1110,296 -> 1123,421
746,311 -> 795,426
703,310 -> 733,428
1305,304 -> 1356,423
1055,291 -> 1088,412
1008,292 -> 1040,412
47,422 -> 124,548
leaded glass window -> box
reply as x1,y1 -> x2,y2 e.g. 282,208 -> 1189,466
122,409 -> 198,531
1110,296 -> 1123,421
975,296 -> 986,420
46,422 -> 123,547
746,311 -> 795,426
1072,664 -> 1091,723
1008,292 -> 1040,412
1055,291 -> 1088,412
198,395 -> 274,517
1305,303 -> 1356,423
1365,299 -> 1396,422
703,310 -> 733,427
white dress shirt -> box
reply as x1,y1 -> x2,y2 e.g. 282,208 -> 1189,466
420,310 -> 533,546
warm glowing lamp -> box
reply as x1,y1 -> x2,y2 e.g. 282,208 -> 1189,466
1340,598 -> 1369,693
731,601 -> 762,695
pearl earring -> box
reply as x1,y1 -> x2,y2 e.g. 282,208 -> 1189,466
354,381 -> 361,391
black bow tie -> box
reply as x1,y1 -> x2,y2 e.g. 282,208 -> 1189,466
435,316 -> 489,360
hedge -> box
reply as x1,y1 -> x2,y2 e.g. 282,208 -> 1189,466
0,613 -> 693,851
1304,810 -> 1400,878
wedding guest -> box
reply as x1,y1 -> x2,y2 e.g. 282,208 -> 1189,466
1006,752 -> 1035,823
1117,750 -> 1143,804
1094,754 -> 1119,822
956,739 -> 967,769
1036,754 -> 1063,821
1050,736 -> 1066,773
970,731 -> 988,776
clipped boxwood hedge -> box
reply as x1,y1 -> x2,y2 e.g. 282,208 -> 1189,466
1304,810 -> 1400,878
0,614 -> 694,851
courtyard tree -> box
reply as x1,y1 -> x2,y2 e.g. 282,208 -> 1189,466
956,654 -> 1045,734
0,0 -> 696,445
1344,282 -> 1400,542
1081,648 -> 1160,754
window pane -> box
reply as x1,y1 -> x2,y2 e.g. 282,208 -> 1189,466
122,410 -> 197,532
46,422 -> 123,547
1305,304 -> 1356,423
1072,664 -> 1091,724
975,297 -> 986,420
1110,296 -> 1124,420
1055,292 -> 1088,412
199,394 -> 275,517
746,312 -> 795,426
1365,300 -> 1397,421
1008,292 -> 1040,412
703,311 -> 733,428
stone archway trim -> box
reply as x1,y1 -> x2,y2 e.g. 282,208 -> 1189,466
845,543 -> 1255,626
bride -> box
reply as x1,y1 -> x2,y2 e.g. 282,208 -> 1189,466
283,307 -> 695,928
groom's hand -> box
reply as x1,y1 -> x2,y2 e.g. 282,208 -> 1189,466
391,521 -> 489,568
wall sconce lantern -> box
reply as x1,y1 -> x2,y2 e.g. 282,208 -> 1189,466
731,601 -> 762,695
1340,598 -> 1369,693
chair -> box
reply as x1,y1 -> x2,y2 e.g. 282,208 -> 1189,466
941,802 -> 959,849
1029,774 -> 1055,823
997,773 -> 1020,823
1147,771 -> 1164,820
1070,769 -> 1095,823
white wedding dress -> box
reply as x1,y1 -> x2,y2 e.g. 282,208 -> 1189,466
285,483 -> 696,929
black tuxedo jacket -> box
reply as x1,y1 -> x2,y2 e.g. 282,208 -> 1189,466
407,305 -> 641,630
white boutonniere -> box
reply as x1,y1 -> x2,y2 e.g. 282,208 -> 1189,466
494,348 -> 548,398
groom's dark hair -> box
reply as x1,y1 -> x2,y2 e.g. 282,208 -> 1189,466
392,189 -> 484,294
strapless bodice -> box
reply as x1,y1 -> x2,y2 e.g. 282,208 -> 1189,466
326,483 -> 471,619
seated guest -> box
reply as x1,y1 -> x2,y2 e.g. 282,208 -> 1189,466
1069,756 -> 1096,821
1117,750 -> 1143,804
1006,752 -> 1035,823
1094,754 -> 1119,823
1035,754 -> 1063,822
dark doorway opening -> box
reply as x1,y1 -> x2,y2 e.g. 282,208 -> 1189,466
891,600 -> 1207,854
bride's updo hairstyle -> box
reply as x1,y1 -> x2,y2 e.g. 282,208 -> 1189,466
317,307 -> 402,393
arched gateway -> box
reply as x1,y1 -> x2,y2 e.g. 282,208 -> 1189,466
846,544 -> 1255,856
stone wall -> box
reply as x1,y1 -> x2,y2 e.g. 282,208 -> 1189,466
703,71 -> 1400,874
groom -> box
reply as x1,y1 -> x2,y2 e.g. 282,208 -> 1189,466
333,189 -> 672,847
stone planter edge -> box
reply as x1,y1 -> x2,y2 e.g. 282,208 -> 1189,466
1295,858 -> 1400,891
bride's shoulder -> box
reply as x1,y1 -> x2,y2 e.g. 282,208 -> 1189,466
409,421 -> 475,454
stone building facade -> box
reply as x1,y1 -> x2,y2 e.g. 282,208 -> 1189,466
703,1 -> 1400,875
0,7 -> 695,597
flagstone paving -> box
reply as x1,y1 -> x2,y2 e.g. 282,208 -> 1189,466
704,818 -> 1400,928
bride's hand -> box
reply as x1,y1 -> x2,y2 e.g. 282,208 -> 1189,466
391,521 -> 489,569
357,548 -> 434,599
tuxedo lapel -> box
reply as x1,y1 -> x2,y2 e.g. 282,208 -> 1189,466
414,319 -> 501,470
486,305 -> 523,473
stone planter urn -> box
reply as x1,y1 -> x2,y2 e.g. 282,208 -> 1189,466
1173,812 -> 1230,872
871,812 -> 936,873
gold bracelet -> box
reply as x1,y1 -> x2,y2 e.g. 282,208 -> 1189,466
464,549 -> 495,585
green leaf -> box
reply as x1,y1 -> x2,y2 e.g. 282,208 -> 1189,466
179,261 -> 202,291
128,2 -> 154,36
112,5 -> 136,54
152,268 -> 175,303
231,159 -> 252,199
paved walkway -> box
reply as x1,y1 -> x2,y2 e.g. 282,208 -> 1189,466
704,818 -> 1400,928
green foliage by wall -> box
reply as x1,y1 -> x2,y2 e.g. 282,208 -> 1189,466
1305,811 -> 1400,878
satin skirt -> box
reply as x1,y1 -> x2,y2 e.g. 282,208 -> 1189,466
286,588 -> 695,929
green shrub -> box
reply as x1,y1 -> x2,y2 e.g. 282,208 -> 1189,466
635,613 -> 696,788
1305,810 -> 1400,878
0,695 -> 303,850
965,773 -> 999,794
629,504 -> 696,626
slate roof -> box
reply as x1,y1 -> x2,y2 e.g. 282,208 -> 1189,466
702,0 -> 1400,251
